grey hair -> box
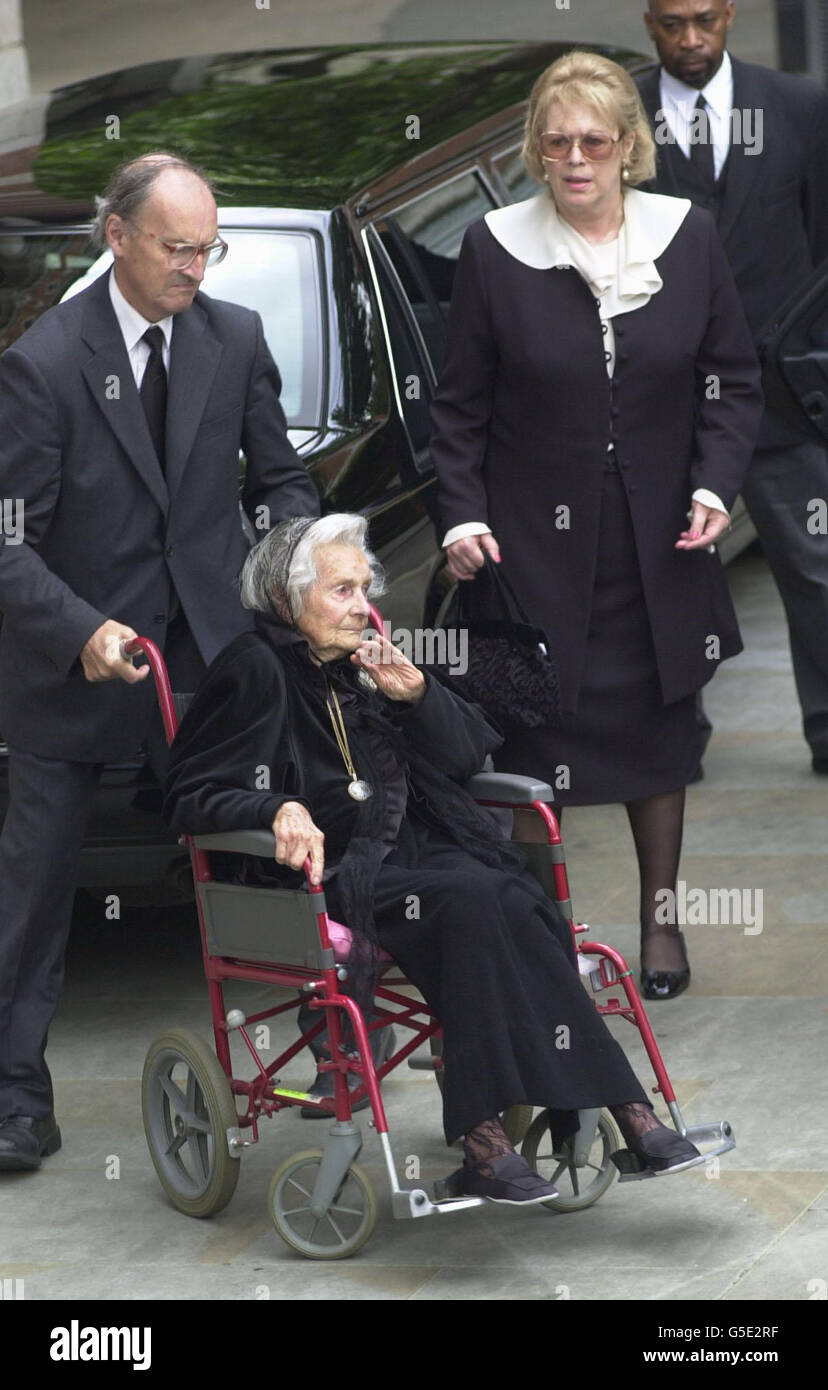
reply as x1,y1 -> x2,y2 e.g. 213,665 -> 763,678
90,152 -> 216,250
239,514 -> 387,623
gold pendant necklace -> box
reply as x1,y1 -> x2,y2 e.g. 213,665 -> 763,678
326,680 -> 373,801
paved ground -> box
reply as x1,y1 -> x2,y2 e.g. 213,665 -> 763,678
20,0 -> 778,93
1,545 -> 825,1301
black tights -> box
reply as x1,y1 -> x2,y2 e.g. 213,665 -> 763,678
463,1103 -> 662,1173
556,789 -> 687,973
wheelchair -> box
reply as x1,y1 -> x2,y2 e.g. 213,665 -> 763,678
129,626 -> 735,1261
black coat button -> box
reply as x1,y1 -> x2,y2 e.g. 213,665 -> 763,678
154,613 -> 165,624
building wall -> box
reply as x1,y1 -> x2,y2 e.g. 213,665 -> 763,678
0,0 -> 28,102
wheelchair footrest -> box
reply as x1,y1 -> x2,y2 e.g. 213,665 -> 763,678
610,1148 -> 654,1181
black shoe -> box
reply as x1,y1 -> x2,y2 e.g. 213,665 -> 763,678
300,1026 -> 396,1119
640,930 -> 691,1001
0,1113 -> 62,1172
812,756 -> 828,775
614,1124 -> 702,1176
459,1152 -> 559,1205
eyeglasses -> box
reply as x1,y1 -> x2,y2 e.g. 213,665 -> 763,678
127,220 -> 229,269
540,132 -> 623,162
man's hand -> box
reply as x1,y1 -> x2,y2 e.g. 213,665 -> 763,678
80,620 -> 151,684
273,801 -> 325,885
351,632 -> 426,704
445,532 -> 501,581
675,502 -> 730,551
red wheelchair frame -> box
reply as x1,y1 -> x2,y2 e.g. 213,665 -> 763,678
130,626 -> 734,1259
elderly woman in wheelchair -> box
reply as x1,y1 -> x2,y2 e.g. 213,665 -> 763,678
163,513 -> 703,1205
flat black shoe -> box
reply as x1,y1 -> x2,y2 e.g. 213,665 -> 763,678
614,1125 -> 702,1176
0,1113 -> 62,1172
640,930 -> 690,1000
300,1026 -> 396,1118
459,1152 -> 559,1205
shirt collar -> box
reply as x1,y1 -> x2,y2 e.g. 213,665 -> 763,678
483,189 -> 691,315
108,268 -> 173,356
660,49 -> 733,120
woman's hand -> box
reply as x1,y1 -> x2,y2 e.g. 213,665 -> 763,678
675,501 -> 730,551
445,532 -> 501,581
351,632 -> 426,704
272,801 -> 325,885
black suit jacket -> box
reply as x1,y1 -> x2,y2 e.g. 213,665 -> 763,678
0,270 -> 320,761
637,57 -> 828,443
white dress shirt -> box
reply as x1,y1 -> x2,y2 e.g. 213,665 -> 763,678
442,189 -> 726,549
658,50 -> 733,181
108,268 -> 173,387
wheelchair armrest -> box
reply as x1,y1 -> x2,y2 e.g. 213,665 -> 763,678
192,829 -> 276,858
464,771 -> 555,803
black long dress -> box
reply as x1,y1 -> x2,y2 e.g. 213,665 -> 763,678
163,614 -> 648,1144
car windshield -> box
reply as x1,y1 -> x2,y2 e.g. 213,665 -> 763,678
0,226 -> 322,429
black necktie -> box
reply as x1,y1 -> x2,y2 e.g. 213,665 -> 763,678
139,326 -> 167,475
689,93 -> 716,193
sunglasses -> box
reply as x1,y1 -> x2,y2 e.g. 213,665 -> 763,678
540,131 -> 623,162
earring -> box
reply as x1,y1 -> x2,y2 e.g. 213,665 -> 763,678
622,164 -> 630,181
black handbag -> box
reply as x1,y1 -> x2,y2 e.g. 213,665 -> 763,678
438,554 -> 561,731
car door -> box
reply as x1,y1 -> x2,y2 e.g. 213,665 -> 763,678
361,166 -> 502,626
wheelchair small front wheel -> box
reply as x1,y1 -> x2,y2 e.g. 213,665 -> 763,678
521,1110 -> 619,1212
269,1150 -> 377,1259
142,1028 -> 240,1219
429,1036 -> 533,1145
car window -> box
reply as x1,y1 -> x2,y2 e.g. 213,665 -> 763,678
0,231 -> 97,354
492,145 -> 539,203
0,227 -> 323,430
199,230 -> 324,429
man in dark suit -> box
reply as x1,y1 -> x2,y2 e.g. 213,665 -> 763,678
0,152 -> 319,1169
638,0 -> 828,772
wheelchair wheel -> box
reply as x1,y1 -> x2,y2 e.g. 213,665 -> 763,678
429,1036 -> 533,1145
269,1150 -> 377,1259
142,1028 -> 240,1219
521,1110 -> 619,1212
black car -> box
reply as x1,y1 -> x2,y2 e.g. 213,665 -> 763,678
0,41 -> 823,894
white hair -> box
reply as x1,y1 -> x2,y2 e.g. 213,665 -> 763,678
239,513 -> 386,622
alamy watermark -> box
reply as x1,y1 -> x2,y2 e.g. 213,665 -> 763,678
367,621 -> 468,677
655,880 -> 763,935
1,498 -> 23,544
654,106 -> 763,156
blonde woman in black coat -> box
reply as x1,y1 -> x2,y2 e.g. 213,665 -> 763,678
431,51 -> 764,1000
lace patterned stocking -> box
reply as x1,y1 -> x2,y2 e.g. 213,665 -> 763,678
463,1116 -> 515,1176
609,1100 -> 662,1148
